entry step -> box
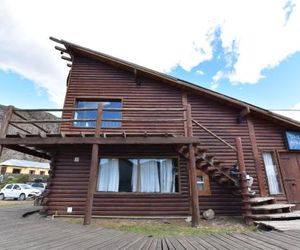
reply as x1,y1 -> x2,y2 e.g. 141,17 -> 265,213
251,203 -> 295,211
251,210 -> 300,220
249,197 -> 275,204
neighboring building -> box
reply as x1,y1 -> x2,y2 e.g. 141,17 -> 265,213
0,37 -> 300,227
0,159 -> 49,175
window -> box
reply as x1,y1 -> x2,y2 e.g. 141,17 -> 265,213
97,158 -> 179,193
74,100 -> 122,128
29,170 -> 35,175
13,185 -> 21,190
196,170 -> 211,196
262,152 -> 283,194
12,168 -> 21,174
5,184 -> 13,189
40,171 -> 45,176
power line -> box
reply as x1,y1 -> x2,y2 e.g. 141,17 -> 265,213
269,109 -> 300,111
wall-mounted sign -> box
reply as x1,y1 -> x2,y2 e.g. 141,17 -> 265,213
285,131 -> 300,150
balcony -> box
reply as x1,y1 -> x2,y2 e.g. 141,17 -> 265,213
0,105 -> 199,160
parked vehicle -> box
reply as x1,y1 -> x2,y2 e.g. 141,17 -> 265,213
0,183 -> 41,200
30,182 -> 47,192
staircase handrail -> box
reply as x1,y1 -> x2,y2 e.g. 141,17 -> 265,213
192,119 -> 237,152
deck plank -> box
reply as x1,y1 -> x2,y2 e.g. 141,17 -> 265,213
1,205 -> 300,250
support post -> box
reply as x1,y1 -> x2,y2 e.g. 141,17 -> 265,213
235,137 -> 252,225
83,104 -> 103,225
0,106 -> 14,157
247,117 -> 267,196
186,104 -> 200,227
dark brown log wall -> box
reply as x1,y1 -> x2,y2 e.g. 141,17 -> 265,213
46,145 -> 191,216
60,54 -> 184,135
252,116 -> 288,202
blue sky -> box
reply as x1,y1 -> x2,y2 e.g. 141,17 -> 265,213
0,0 -> 300,121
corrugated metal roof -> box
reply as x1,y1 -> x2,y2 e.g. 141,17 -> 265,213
0,159 -> 50,169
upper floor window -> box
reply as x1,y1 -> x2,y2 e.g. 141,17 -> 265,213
74,100 -> 122,128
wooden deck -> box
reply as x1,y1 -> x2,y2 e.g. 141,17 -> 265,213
1,205 -> 300,250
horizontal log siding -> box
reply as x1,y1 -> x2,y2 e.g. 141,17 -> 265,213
188,94 -> 255,215
60,54 -> 184,135
47,146 -> 91,215
252,116 -> 288,202
47,145 -> 191,216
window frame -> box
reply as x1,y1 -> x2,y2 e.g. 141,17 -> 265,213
72,97 -> 123,129
29,170 -> 35,175
196,170 -> 211,196
96,156 -> 181,195
262,150 -> 284,196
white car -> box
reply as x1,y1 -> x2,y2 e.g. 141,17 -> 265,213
31,182 -> 47,192
0,183 -> 42,200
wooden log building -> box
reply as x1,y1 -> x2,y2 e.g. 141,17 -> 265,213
1,37 -> 300,226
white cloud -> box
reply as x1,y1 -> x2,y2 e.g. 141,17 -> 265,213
274,102 -> 300,122
212,71 -> 224,82
196,70 -> 205,76
0,0 -> 300,106
210,82 -> 219,91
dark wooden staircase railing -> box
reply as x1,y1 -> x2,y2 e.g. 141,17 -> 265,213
177,145 -> 239,187
187,119 -> 253,224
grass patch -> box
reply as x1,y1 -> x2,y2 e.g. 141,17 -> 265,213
61,217 -> 256,237
0,200 -> 33,206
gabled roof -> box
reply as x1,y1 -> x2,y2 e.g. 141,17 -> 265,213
50,36 -> 300,129
0,159 -> 50,169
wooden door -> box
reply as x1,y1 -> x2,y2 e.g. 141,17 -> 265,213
279,152 -> 300,209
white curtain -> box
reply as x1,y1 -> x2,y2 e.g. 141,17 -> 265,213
97,159 -> 119,192
140,160 -> 160,192
160,160 -> 175,193
131,160 -> 138,192
263,153 -> 280,194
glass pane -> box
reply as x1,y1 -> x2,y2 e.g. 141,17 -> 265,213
97,158 -> 178,193
196,176 -> 204,190
74,100 -> 121,128
262,152 -> 282,194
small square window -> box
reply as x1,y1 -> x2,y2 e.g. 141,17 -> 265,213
196,170 -> 211,196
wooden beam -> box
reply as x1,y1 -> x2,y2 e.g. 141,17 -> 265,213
61,56 -> 72,61
95,104 -> 103,137
9,123 -> 31,134
237,106 -> 250,123
182,93 -> 188,137
54,45 -> 68,54
235,137 -> 252,225
247,116 -> 267,196
12,111 -> 48,133
192,119 -> 236,152
49,36 -> 64,44
4,145 -> 51,160
0,106 -> 14,157
0,136 -> 199,146
84,144 -> 99,225
10,118 -> 185,123
188,144 -> 200,227
134,68 -> 141,86
186,104 -> 200,227
67,63 -> 72,67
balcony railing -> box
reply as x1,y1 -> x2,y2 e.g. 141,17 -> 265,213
1,105 -> 189,137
